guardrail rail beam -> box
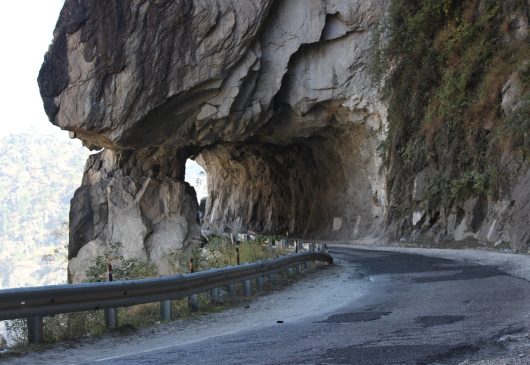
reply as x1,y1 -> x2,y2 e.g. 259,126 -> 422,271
0,251 -> 333,344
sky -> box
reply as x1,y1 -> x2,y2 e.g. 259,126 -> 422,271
0,0 -> 65,137
0,0 -> 208,197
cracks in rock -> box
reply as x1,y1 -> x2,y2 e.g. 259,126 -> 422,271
320,12 -> 369,43
142,226 -> 154,261
133,177 -> 151,205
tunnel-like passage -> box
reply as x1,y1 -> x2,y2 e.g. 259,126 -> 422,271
65,119 -> 386,281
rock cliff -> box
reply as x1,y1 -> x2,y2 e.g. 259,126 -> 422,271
38,0 -> 530,281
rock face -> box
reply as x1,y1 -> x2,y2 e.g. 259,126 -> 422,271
380,0 -> 530,253
38,0 -> 529,280
67,149 -> 200,282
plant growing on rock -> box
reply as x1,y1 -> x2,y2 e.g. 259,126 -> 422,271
85,242 -> 157,282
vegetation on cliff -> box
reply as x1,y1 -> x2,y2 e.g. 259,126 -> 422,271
377,0 -> 529,227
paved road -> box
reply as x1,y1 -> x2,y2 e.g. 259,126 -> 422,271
93,247 -> 530,364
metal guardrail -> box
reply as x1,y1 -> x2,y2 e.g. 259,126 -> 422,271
0,249 -> 332,344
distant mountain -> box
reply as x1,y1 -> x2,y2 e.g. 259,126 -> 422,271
0,133 -> 88,288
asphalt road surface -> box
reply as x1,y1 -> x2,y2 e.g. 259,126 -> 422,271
91,247 -> 530,365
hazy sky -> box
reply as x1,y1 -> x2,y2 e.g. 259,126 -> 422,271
0,0 -> 65,137
0,0 -> 208,194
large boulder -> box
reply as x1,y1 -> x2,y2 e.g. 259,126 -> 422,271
67,149 -> 200,282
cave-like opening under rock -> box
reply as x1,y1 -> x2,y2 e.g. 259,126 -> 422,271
196,122 -> 386,240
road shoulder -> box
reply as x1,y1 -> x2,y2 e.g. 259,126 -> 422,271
2,259 -> 368,365
329,243 -> 530,281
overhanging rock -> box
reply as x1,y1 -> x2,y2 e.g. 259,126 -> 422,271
39,0 -> 389,281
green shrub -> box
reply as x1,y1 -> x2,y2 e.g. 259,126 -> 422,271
85,242 -> 157,282
399,137 -> 429,172
43,311 -> 106,343
449,171 -> 489,201
184,234 -> 291,271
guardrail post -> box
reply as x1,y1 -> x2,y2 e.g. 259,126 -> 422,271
187,256 -> 199,311
310,243 -> 315,252
257,276 -> 264,291
160,300 -> 172,321
210,287 -> 221,304
304,262 -> 309,270
104,264 -> 118,330
27,316 -> 43,344
243,280 -> 252,296
236,247 -> 240,265
227,283 -> 235,294
297,264 -> 302,274
323,244 -> 328,253
104,308 -> 118,330
268,273 -> 275,286
188,294 -> 199,311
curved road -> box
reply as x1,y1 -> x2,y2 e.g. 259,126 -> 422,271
85,247 -> 530,364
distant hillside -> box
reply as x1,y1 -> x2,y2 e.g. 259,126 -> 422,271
0,133 -> 208,289
0,133 -> 88,288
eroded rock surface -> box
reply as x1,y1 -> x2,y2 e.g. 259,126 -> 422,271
68,149 -> 200,282
38,0 -> 529,280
